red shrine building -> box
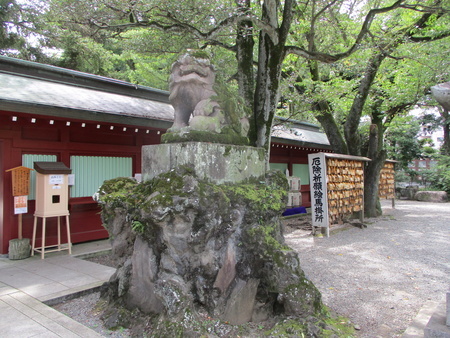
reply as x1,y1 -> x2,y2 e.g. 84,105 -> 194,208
0,56 -> 330,254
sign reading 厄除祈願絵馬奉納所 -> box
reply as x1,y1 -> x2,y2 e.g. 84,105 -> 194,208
308,153 -> 329,232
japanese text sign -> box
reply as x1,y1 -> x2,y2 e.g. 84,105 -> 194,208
308,153 -> 329,228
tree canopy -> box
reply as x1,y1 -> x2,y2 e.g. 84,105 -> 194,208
4,0 -> 448,148
2,0 -> 449,215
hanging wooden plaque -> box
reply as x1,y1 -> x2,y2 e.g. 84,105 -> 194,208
6,166 -> 34,196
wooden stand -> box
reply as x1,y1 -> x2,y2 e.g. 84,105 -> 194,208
31,214 -> 72,259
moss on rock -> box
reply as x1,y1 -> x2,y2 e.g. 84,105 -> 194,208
97,177 -> 138,206
97,167 -> 345,336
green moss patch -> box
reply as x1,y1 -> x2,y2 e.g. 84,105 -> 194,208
98,167 -> 287,236
266,313 -> 355,337
97,177 -> 138,206
213,182 -> 287,213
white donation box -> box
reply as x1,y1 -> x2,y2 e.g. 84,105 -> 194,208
34,162 -> 71,217
32,161 -> 72,259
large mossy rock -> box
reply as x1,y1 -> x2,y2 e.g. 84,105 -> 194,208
98,167 -> 339,336
415,191 -> 448,202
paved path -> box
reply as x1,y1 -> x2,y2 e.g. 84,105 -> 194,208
286,200 -> 450,337
0,240 -> 114,337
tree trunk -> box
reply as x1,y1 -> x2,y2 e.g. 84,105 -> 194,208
364,155 -> 385,217
364,123 -> 386,217
441,109 -> 449,155
305,31 -> 349,155
344,52 -> 386,156
235,0 -> 255,110
249,0 -> 293,151
313,101 -> 349,154
252,40 -> 283,150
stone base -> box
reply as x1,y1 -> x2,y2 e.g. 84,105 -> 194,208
142,142 -> 266,184
447,292 -> 450,327
9,238 -> 30,260
424,302 -> 450,338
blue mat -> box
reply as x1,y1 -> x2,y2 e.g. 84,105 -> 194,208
282,206 -> 307,216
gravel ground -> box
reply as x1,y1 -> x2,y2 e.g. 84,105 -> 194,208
53,199 -> 449,337
285,199 -> 450,337
53,292 -> 132,337
53,251 -> 131,336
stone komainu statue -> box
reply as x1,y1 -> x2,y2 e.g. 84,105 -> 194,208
167,51 -> 249,140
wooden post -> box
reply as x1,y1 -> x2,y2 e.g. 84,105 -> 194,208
18,214 -> 23,240
6,166 -> 33,259
6,166 -> 33,238
361,193 -> 365,223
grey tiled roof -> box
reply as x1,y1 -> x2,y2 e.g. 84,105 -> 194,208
0,56 -> 329,148
0,73 -> 174,121
272,124 -> 330,147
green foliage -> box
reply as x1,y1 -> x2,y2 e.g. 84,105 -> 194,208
384,115 -> 423,169
428,155 -> 450,194
394,170 -> 411,184
131,220 -> 145,233
5,0 -> 449,162
56,33 -> 120,76
0,0 -> 55,62
0,0 -> 21,49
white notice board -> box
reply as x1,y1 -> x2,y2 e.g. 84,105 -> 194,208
14,195 -> 28,214
49,175 -> 64,185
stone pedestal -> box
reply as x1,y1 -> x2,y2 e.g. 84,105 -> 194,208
98,142 -> 331,336
424,302 -> 450,337
142,142 -> 266,184
447,292 -> 450,327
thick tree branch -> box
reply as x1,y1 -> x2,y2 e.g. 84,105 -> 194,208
344,52 -> 386,155
343,4 -> 448,155
89,9 -> 282,46
278,0 -> 294,47
285,0 -> 408,63
201,40 -> 236,51
400,3 -> 450,13
409,30 -> 450,42
313,101 -> 349,154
